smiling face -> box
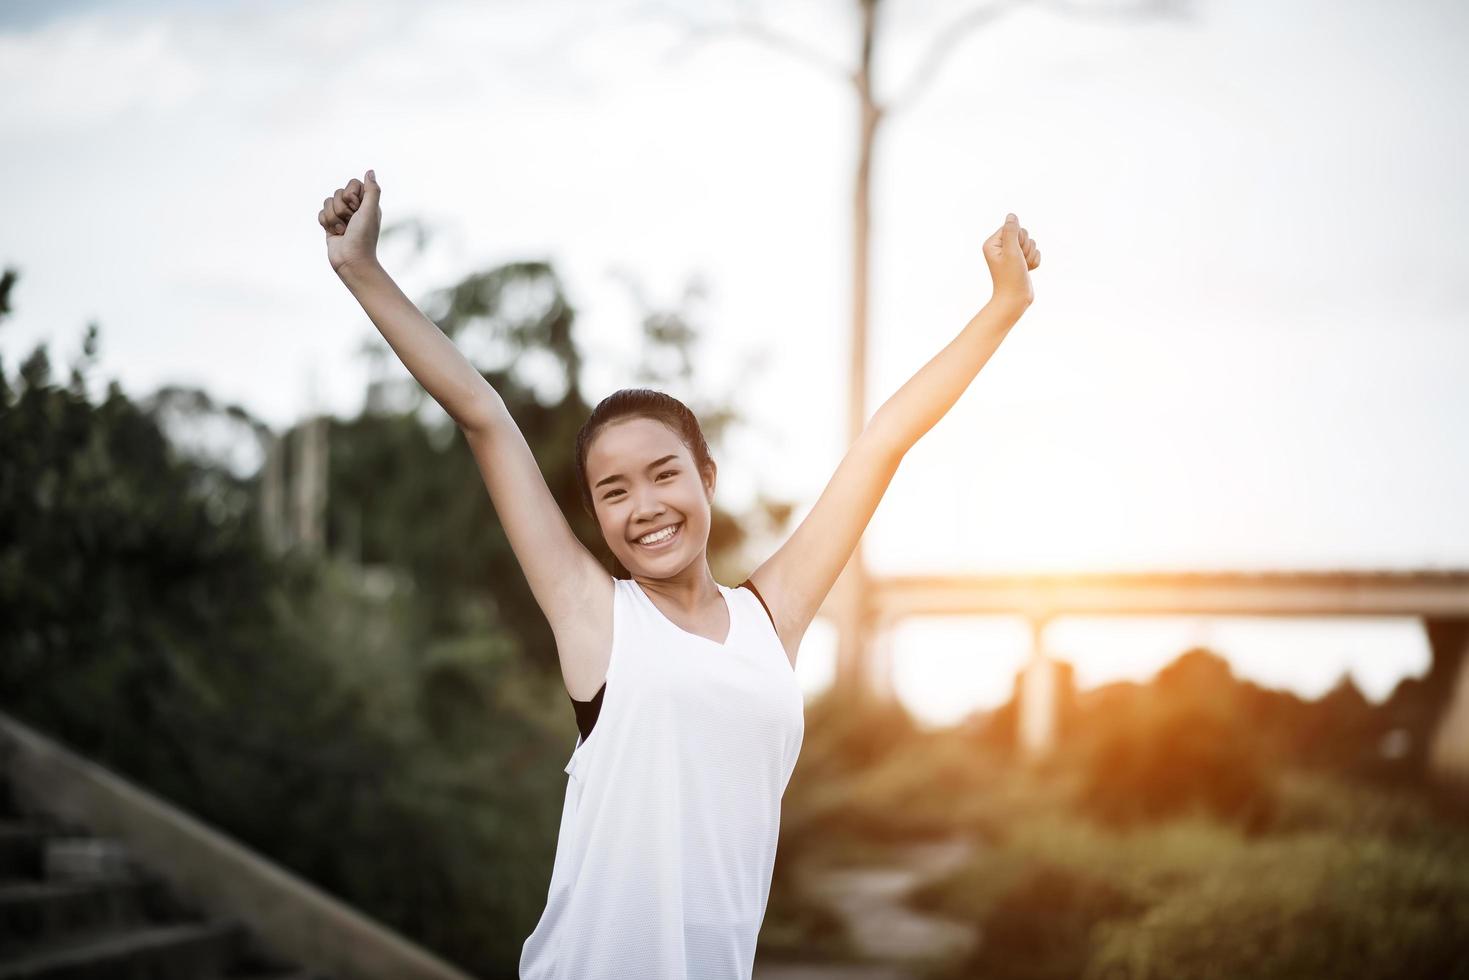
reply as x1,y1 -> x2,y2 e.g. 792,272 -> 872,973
585,416 -> 716,579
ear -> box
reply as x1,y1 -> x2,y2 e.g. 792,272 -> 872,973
702,458 -> 718,500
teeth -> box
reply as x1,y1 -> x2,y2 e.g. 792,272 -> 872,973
637,524 -> 679,545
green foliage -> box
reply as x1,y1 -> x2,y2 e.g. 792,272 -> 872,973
969,864 -> 1144,980
1086,833 -> 1469,980
910,798 -> 1469,980
0,300 -> 287,774
909,812 -> 1248,934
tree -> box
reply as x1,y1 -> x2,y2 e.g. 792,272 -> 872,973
655,0 -> 1196,699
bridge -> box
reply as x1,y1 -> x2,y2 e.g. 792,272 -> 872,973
820,568 -> 1469,776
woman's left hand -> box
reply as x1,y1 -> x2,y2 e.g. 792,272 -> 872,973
982,213 -> 1041,309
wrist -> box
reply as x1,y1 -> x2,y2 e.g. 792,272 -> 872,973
336,256 -> 386,290
986,292 -> 1031,320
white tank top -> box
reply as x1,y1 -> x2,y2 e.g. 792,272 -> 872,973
520,575 -> 806,980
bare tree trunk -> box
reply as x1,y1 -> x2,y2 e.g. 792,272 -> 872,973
835,0 -> 884,703
673,0 -> 1178,704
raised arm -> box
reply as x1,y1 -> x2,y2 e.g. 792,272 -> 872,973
748,214 -> 1041,662
320,170 -> 490,428
864,214 -> 1040,456
317,172 -> 609,679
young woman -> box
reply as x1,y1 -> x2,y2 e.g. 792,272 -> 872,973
317,170 -> 1040,979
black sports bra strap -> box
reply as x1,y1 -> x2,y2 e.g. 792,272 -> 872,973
739,579 -> 777,632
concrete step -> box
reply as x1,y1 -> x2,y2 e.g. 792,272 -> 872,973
0,821 -> 146,885
0,918 -> 244,980
0,876 -> 167,953
43,838 -> 141,882
0,771 -> 322,979
0,824 -> 46,879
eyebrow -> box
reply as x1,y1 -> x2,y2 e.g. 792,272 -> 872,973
594,454 -> 680,490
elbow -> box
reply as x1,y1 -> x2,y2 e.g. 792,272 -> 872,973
455,388 -> 510,436
858,418 -> 907,467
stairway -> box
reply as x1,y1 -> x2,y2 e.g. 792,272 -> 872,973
0,774 -> 322,980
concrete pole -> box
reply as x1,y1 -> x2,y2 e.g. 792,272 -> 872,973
260,432 -> 286,556
1429,619 -> 1469,781
870,614 -> 897,703
292,415 -> 329,555
1019,616 -> 1057,760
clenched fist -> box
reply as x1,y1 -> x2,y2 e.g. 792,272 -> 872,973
317,169 -> 381,276
982,213 -> 1041,309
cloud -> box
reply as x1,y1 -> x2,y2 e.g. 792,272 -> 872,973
0,0 -> 447,130
0,0 -> 135,33
0,17 -> 205,127
0,0 -> 660,132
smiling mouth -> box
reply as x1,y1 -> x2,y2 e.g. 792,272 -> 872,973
633,522 -> 683,549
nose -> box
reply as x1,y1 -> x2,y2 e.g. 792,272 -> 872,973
631,486 -> 667,525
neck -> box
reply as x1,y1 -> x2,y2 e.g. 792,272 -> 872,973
634,566 -> 719,612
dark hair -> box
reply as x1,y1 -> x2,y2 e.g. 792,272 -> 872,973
574,388 -> 714,518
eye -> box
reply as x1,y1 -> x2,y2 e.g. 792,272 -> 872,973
602,470 -> 677,501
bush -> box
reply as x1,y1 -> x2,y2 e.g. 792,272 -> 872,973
1266,770 -> 1464,846
926,863 -> 1142,980
1077,652 -> 1277,830
1085,834 -> 1469,980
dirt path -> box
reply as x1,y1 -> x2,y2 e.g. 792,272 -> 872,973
754,966 -> 919,980
755,836 -> 979,980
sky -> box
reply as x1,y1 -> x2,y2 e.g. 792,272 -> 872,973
3,0 -> 1465,726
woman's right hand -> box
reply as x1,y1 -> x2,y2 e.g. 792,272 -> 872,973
317,169 -> 381,276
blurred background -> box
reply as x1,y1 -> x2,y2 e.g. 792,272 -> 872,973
2,0 -> 1467,978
